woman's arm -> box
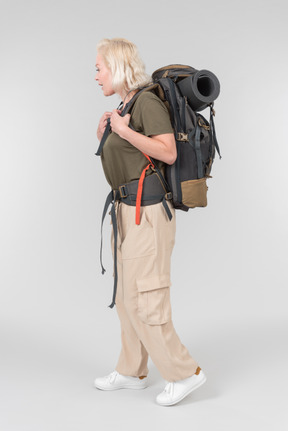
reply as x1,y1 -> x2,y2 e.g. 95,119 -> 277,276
110,109 -> 177,165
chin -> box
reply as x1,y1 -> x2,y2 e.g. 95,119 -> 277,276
103,89 -> 115,97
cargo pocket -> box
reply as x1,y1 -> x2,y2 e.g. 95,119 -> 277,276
136,274 -> 172,325
181,178 -> 208,208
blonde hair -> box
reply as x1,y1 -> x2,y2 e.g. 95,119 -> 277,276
97,38 -> 152,93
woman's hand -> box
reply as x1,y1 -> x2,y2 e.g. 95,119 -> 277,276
97,111 -> 112,141
110,109 -> 131,139
98,109 -> 176,165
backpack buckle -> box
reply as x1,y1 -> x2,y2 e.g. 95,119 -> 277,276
198,118 -> 210,130
177,132 -> 188,142
165,192 -> 173,200
119,185 -> 128,198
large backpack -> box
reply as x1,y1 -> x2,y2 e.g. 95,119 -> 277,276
97,64 -> 221,212
149,64 -> 221,211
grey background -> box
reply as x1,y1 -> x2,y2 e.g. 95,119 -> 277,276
0,0 -> 287,430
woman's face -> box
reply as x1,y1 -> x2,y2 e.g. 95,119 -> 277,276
95,53 -> 114,97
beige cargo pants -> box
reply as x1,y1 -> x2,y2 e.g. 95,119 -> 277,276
111,200 -> 199,382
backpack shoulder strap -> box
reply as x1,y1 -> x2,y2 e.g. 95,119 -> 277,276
95,85 -> 158,156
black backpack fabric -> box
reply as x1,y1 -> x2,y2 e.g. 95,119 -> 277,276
142,64 -> 221,211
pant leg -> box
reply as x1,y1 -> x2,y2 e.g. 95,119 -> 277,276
113,201 -> 199,382
114,254 -> 149,377
111,204 -> 149,378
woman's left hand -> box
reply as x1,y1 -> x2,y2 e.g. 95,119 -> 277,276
110,109 -> 131,138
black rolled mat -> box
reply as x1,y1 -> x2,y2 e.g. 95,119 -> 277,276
177,69 -> 220,111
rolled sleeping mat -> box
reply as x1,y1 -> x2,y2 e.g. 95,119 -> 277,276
177,69 -> 220,111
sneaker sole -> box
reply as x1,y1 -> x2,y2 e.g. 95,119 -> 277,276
157,373 -> 207,406
94,383 -> 148,391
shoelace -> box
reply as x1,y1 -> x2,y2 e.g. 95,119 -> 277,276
107,371 -> 118,384
163,382 -> 174,397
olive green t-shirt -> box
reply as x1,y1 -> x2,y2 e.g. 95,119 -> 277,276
100,91 -> 174,190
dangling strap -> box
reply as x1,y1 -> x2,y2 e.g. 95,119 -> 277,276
109,201 -> 118,308
135,154 -> 155,225
100,191 -> 113,274
210,103 -> 221,159
161,197 -> 173,221
99,190 -> 118,309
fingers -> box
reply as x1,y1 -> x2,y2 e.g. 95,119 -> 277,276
102,111 -> 112,119
101,111 -> 112,123
111,109 -> 121,117
111,110 -> 130,120
100,112 -> 112,128
98,110 -> 130,139
121,113 -> 131,126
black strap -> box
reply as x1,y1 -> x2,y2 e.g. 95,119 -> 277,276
100,190 -> 113,275
95,118 -> 111,156
164,79 -> 182,136
95,90 -> 148,157
194,124 -> 203,178
99,190 -> 118,309
210,104 -> 221,159
95,101 -> 123,157
163,80 -> 183,202
109,201 -> 118,308
161,197 -> 173,221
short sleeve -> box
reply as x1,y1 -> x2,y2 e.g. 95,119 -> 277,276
131,92 -> 174,137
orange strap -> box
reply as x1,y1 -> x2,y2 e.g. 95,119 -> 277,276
135,154 -> 154,225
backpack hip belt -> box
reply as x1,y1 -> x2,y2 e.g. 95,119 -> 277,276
114,172 -> 172,207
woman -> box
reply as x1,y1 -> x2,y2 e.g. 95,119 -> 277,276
94,38 -> 206,406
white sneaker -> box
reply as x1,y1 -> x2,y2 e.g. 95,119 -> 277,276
156,367 -> 206,406
94,370 -> 148,391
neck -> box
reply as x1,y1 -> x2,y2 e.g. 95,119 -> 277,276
119,89 -> 137,108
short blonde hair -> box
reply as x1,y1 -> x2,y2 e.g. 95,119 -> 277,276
97,38 -> 152,93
